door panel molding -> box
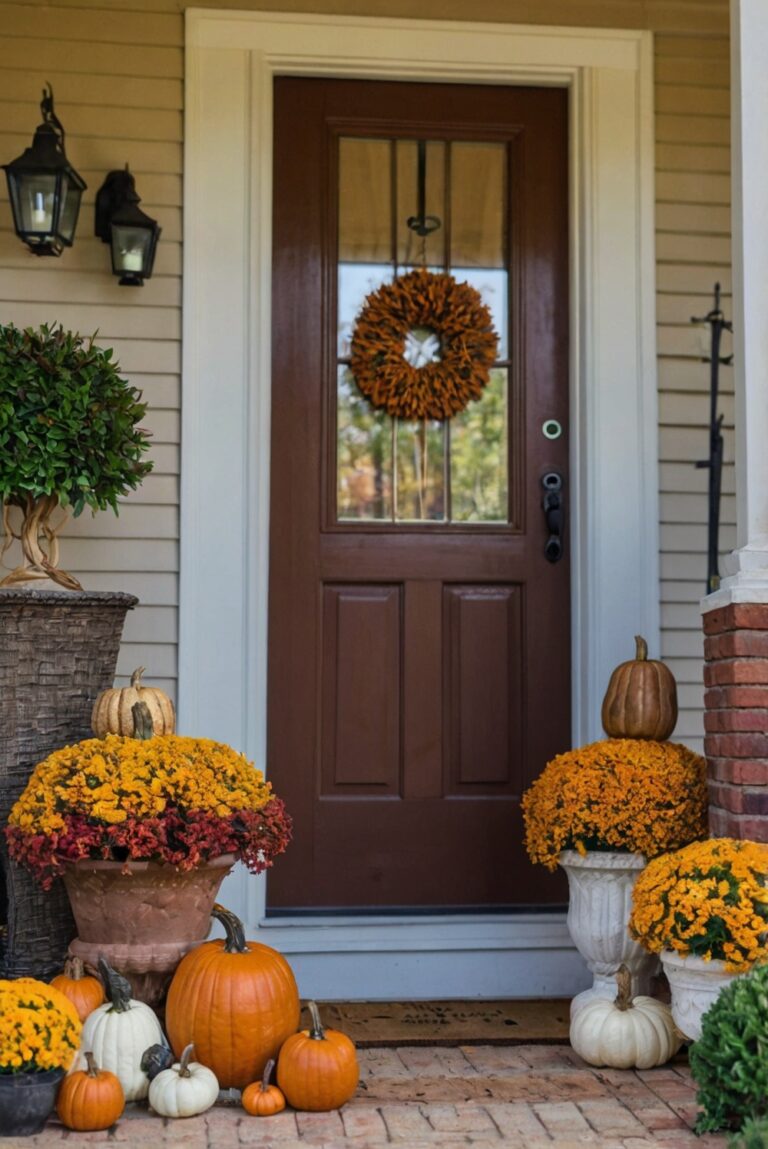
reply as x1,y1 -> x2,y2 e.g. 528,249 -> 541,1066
182,11 -> 657,995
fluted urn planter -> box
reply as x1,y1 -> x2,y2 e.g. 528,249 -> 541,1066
63,853 -> 235,1007
660,950 -> 740,1042
559,850 -> 659,1016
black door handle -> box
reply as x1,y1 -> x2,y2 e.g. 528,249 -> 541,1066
542,472 -> 564,563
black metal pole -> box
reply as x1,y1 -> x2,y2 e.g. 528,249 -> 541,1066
692,283 -> 732,595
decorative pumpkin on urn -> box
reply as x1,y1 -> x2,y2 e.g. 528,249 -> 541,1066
601,635 -> 678,741
91,666 -> 176,737
277,1000 -> 359,1112
570,965 -> 681,1069
56,1051 -> 125,1132
165,905 -> 300,1090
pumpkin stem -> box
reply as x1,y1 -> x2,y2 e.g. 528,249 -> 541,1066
64,954 -> 85,981
130,666 -> 146,688
98,956 -> 133,1013
307,1000 -> 326,1041
178,1044 -> 195,1078
84,1051 -> 100,1078
634,635 -> 648,661
261,1059 -> 276,1092
211,903 -> 249,954
614,964 -> 633,1012
132,700 -> 155,741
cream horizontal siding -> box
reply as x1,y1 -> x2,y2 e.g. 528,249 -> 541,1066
655,28 -> 732,754
0,1 -> 183,701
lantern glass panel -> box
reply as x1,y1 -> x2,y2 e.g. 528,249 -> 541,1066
110,222 -> 152,275
8,172 -> 58,241
57,174 -> 83,245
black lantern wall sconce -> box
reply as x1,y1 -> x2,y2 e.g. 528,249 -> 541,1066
95,166 -> 161,286
2,84 -> 87,256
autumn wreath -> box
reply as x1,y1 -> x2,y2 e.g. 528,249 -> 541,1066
349,267 -> 498,420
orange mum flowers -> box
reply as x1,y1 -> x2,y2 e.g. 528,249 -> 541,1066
522,739 -> 708,871
629,838 -> 768,972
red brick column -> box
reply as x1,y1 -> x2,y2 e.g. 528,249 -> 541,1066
703,602 -> 768,840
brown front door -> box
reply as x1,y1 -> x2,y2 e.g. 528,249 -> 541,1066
268,77 -> 569,912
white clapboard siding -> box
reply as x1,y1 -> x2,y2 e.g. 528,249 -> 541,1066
0,0 -> 730,743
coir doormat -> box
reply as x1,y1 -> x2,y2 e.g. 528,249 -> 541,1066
303,999 -> 571,1046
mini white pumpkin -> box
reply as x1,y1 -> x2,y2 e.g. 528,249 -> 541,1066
148,1044 -> 220,1118
74,960 -> 167,1101
570,965 -> 682,1069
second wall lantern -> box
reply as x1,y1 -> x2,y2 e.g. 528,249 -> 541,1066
3,84 -> 86,256
95,165 -> 161,286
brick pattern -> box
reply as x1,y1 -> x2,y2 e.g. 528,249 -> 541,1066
5,1046 -> 725,1149
703,601 -> 768,840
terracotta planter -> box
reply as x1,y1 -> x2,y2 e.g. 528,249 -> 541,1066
559,849 -> 660,1016
63,853 -> 235,1006
660,949 -> 741,1042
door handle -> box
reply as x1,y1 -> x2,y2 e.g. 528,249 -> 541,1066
541,472 -> 564,563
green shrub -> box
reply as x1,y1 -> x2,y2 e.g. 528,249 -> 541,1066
690,963 -> 768,1133
730,1117 -> 768,1149
0,322 -> 152,516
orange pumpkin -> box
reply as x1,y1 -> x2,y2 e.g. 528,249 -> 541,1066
56,1051 -> 125,1131
51,955 -> 105,1022
165,904 -> 300,1090
242,1058 -> 286,1117
277,1000 -> 359,1111
601,635 -> 678,741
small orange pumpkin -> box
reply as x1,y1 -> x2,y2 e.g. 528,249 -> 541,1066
51,955 -> 105,1022
242,1058 -> 286,1117
165,904 -> 300,1090
277,1000 -> 359,1112
91,666 -> 175,738
56,1051 -> 125,1131
601,635 -> 678,741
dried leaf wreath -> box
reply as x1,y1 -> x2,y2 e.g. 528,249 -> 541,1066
350,268 -> 499,420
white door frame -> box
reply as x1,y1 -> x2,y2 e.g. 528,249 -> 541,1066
181,9 -> 657,999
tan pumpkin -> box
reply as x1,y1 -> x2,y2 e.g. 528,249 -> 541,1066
570,965 -> 681,1069
91,667 -> 175,737
242,1059 -> 286,1117
277,1001 -> 359,1112
51,955 -> 105,1022
601,635 -> 678,741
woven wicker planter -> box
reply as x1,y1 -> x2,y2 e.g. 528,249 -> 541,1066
0,588 -> 137,979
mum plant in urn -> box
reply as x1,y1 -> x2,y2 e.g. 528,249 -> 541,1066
5,700 -> 292,1005
522,636 -> 708,1015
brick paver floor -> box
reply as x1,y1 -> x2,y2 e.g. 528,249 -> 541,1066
1,1045 -> 726,1148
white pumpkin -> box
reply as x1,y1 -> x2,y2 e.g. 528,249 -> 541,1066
74,960 -> 167,1101
148,1044 -> 219,1118
570,965 -> 682,1070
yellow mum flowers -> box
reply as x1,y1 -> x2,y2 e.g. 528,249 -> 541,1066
0,980 -> 81,1073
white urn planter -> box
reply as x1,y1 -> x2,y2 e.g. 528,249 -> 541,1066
660,950 -> 740,1042
559,850 -> 660,1016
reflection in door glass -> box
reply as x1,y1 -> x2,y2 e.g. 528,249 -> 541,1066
395,419 -> 446,522
450,369 -> 508,522
337,368 -> 393,521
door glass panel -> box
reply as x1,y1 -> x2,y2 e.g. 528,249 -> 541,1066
395,418 -> 446,522
337,367 -> 393,521
450,368 -> 508,523
336,134 -> 511,526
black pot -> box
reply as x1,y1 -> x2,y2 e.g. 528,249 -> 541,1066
0,1068 -> 64,1137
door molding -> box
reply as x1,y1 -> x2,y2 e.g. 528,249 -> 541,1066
182,10 -> 657,997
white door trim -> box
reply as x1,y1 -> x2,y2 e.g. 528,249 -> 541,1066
181,10 -> 657,998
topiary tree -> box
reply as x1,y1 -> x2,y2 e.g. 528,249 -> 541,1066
690,962 -> 768,1134
0,322 -> 152,590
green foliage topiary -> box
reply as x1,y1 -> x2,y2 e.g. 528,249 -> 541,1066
0,322 -> 152,588
690,962 -> 768,1134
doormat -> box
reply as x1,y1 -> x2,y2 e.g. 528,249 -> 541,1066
303,999 -> 571,1046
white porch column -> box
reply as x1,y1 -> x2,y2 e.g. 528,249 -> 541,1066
708,0 -> 768,603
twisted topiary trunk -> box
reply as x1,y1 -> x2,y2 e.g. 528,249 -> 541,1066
1,494 -> 82,591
